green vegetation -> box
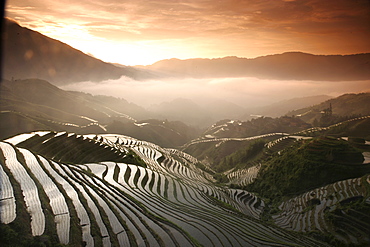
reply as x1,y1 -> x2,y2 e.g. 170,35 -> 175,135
122,150 -> 147,168
324,196 -> 370,246
183,138 -> 269,173
215,139 -> 266,172
246,136 -> 370,202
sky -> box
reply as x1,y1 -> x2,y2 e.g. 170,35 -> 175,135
5,0 -> 370,65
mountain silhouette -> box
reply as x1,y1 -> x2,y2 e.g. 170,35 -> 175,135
145,52 -> 370,81
2,19 -> 154,84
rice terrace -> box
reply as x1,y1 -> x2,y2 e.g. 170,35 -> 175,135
2,0 -> 370,246
1,125 -> 370,246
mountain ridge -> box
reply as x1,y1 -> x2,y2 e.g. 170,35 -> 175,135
144,52 -> 370,81
2,19 -> 154,84
289,92 -> 370,126
4,18 -> 369,84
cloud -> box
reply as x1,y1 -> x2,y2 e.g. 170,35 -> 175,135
5,0 -> 370,65
60,76 -> 370,108
7,0 -> 370,36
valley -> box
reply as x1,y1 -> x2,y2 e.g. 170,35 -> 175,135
1,17 -> 370,247
1,120 -> 369,246
1,78 -> 370,247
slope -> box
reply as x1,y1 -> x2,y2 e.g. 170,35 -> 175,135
0,131 -> 328,246
2,19 -> 154,84
289,92 -> 370,126
0,79 -> 199,147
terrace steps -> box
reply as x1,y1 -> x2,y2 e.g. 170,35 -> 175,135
0,132 -> 332,246
273,175 -> 370,244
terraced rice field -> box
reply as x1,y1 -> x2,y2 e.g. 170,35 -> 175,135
226,164 -> 261,186
295,116 -> 370,136
0,131 -> 331,246
273,175 -> 370,244
0,159 -> 16,224
182,132 -> 289,149
224,135 -> 310,187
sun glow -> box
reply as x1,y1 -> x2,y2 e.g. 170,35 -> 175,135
81,40 -> 201,66
27,24 -> 162,66
39,28 -> 203,65
7,16 -> 199,65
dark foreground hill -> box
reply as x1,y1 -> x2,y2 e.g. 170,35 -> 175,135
145,52 -> 370,81
2,19 -> 154,84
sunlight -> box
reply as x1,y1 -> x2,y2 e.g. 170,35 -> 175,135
15,21 -> 166,65
41,30 -> 201,65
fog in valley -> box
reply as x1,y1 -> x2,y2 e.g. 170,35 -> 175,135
62,75 -> 370,112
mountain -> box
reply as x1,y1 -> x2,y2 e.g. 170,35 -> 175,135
0,79 -> 199,147
242,95 -> 332,119
289,92 -> 370,125
0,78 -> 140,124
2,19 -> 154,85
144,52 -> 370,81
202,116 -> 311,139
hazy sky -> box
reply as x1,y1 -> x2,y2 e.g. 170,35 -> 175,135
6,0 -> 370,65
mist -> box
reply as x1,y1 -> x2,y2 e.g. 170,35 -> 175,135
61,76 -> 370,109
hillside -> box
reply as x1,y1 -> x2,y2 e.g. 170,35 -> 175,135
247,136 -> 369,200
202,117 -> 311,139
2,19 -> 154,84
181,117 -> 370,245
243,95 -> 332,119
1,129 -> 369,246
0,131 -> 329,247
289,92 -> 370,126
0,79 -> 198,147
145,52 -> 370,81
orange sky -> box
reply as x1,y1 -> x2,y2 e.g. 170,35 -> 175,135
6,0 -> 370,65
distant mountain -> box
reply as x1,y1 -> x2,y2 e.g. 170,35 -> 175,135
144,52 -> 370,81
2,19 -> 154,85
